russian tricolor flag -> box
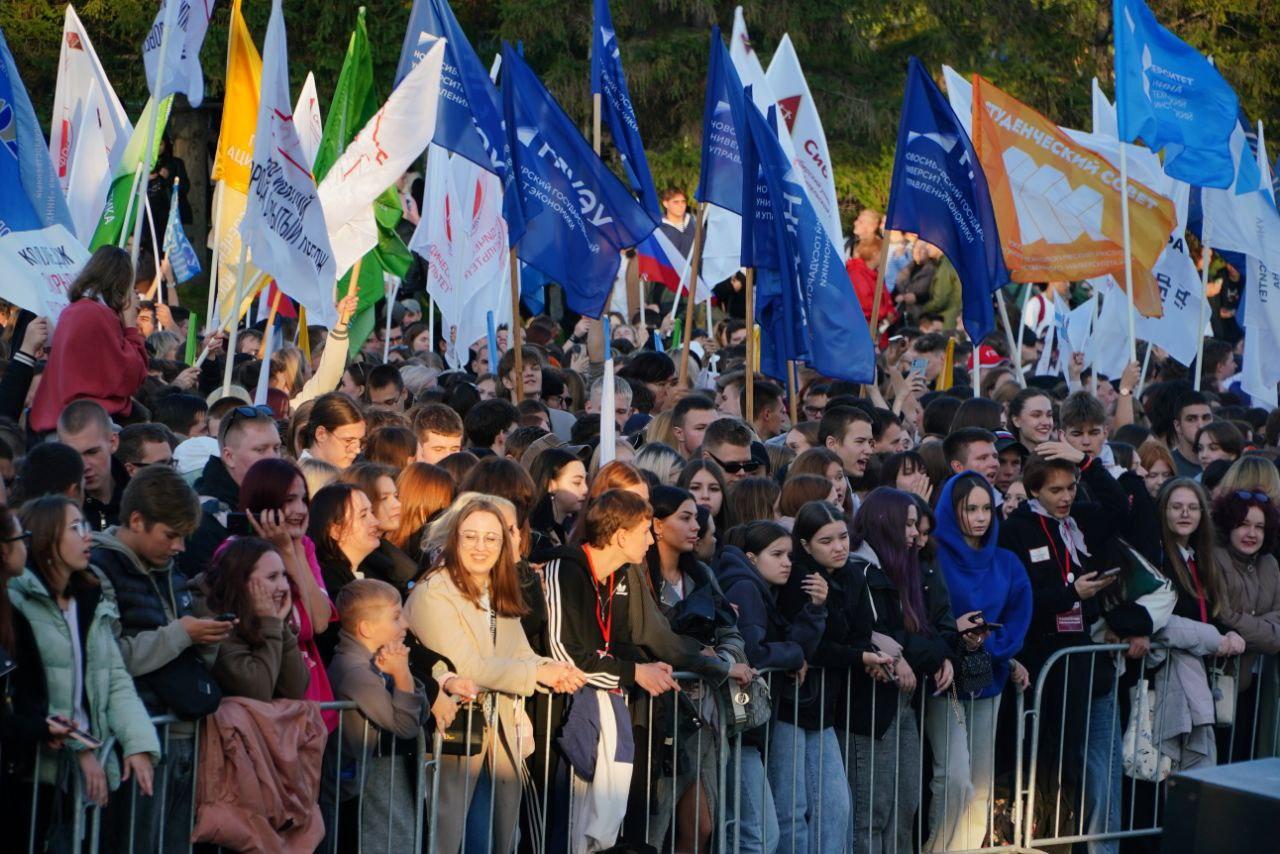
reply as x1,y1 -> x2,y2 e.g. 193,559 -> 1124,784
635,226 -> 712,300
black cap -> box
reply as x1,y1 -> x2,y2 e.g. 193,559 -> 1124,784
994,430 -> 1029,457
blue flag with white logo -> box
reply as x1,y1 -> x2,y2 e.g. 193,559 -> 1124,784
162,180 -> 201,283
500,43 -> 657,319
591,0 -> 660,218
885,57 -> 1008,346
0,28 -> 73,235
744,98 -> 875,384
1114,0 -> 1239,188
694,28 -> 749,214
395,0 -> 524,243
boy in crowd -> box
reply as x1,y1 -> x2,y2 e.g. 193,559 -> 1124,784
413,403 -> 465,464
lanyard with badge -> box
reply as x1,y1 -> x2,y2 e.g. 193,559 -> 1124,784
1037,516 -> 1084,633
584,548 -> 616,659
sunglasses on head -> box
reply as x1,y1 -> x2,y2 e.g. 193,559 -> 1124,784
707,451 -> 763,475
226,404 -> 275,425
1236,490 -> 1270,503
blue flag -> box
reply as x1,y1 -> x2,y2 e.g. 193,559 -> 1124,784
591,0 -> 660,218
0,28 -> 73,234
396,0 -> 524,243
1114,0 -> 1239,188
162,181 -> 201,284
885,57 -> 1009,346
743,98 -> 875,384
500,43 -> 657,319
694,28 -> 749,214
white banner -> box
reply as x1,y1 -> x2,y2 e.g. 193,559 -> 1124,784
64,81 -> 112,245
0,224 -> 89,320
455,154 -> 512,362
243,0 -> 337,328
413,145 -> 465,332
294,72 -> 323,170
142,0 -> 216,108
317,39 -> 445,277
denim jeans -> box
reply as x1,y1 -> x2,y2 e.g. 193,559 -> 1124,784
1081,690 -> 1122,854
726,743 -> 779,854
851,698 -> 921,854
463,764 -> 495,854
102,735 -> 195,853
766,721 -> 850,854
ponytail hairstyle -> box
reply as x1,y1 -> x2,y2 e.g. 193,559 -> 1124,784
301,392 -> 365,449
724,520 -> 791,559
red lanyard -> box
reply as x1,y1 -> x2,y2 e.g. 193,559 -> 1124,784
583,548 -> 616,656
1186,552 -> 1209,623
1037,515 -> 1072,583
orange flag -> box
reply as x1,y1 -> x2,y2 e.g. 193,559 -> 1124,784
971,75 -> 1176,317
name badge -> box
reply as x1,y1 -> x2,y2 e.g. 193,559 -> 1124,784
1055,602 -> 1084,633
1029,546 -> 1051,563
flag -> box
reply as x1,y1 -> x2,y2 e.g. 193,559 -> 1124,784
499,43 -> 656,318
729,7 -> 779,123
0,28 -> 90,319
697,28 -> 749,216
142,0 -> 217,108
743,98 -> 875,383
241,0 -> 337,329
89,96 -> 173,250
591,0 -> 660,217
318,39 -> 444,277
210,0 -> 260,193
885,57 -> 1008,345
1113,0 -> 1239,188
64,81 -> 113,244
971,75 -> 1176,317
50,5 -> 131,193
395,0 -> 524,242
766,33 -> 844,254
294,72 -> 323,169
163,180 -> 201,283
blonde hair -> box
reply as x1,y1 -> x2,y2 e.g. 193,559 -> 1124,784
299,457 -> 340,496
422,491 -> 516,563
1215,454 -> 1280,503
335,578 -> 400,634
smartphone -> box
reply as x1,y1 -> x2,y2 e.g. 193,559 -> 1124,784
910,357 -> 928,375
1094,566 -> 1124,579
47,715 -> 103,750
869,644 -> 898,684
960,621 -> 1003,635
224,511 -> 252,538
215,612 -> 239,623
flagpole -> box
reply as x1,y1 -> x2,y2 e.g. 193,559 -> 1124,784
1119,144 -> 1138,363
1089,291 -> 1100,395
745,267 -> 756,423
257,289 -> 283,360
205,183 -> 224,335
592,93 -> 602,156
509,251 -> 524,403
677,206 -> 707,390
254,290 -> 283,405
144,198 -> 163,304
787,360 -> 799,425
427,292 -> 435,358
117,164 -> 145,249
130,1 -> 177,277
869,237 -> 890,355
383,278 -> 400,363
996,289 -> 1025,388
221,241 -> 253,397
1193,238 -> 1212,391
1137,341 -> 1152,400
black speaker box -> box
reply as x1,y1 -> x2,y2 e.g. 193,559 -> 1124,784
1161,758 -> 1280,853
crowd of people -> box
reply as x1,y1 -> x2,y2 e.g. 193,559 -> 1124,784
1,207 -> 1279,854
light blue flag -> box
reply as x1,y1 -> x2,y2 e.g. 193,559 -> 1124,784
162,180 -> 201,283
591,0 -> 660,218
1114,0 -> 1239,188
499,43 -> 656,319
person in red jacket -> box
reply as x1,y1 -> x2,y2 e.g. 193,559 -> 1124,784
29,246 -> 148,434
846,232 -> 895,347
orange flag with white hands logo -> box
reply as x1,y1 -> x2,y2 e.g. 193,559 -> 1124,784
971,75 -> 1175,317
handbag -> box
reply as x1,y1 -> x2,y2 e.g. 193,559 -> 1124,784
1122,678 -> 1171,782
136,647 -> 222,720
724,676 -> 771,738
439,701 -> 487,756
954,647 -> 994,698
1210,660 -> 1236,728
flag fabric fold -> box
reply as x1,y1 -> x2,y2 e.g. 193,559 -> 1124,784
886,57 -> 1008,345
210,0 -> 260,193
294,72 -> 323,169
591,0 -> 660,217
163,180 -> 201,283
89,96 -> 173,250
142,0 -> 217,109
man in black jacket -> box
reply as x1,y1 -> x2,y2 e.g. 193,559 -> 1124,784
93,466 -> 231,852
57,400 -> 128,531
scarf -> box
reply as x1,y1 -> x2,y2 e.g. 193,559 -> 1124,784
1028,498 -> 1090,570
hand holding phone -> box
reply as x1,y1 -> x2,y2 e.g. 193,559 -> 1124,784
47,714 -> 103,749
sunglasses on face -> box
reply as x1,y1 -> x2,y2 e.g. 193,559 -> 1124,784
706,451 -> 762,475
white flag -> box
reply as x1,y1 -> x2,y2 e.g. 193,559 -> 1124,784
243,0 -> 337,329
294,72 -> 323,170
64,81 -> 113,244
414,145 -> 465,334
1235,123 -> 1280,406
766,34 -> 844,253
454,155 -> 511,362
142,0 -> 217,108
317,39 -> 445,277
50,5 -> 132,193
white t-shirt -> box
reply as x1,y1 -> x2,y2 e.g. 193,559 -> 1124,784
60,599 -> 90,731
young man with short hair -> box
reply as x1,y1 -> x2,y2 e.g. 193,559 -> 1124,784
58,400 -> 127,531
671,394 -> 717,459
1170,391 -> 1212,478
585,375 -> 634,431
944,427 -> 1000,486
740,381 -> 788,440
715,369 -> 746,418
152,393 -> 209,439
14,441 -> 85,504
498,344 -> 546,401
367,364 -> 407,408
412,403 -> 465,464
820,406 -> 875,485
465,398 -> 520,457
118,423 -> 177,478
701,417 -> 762,483
94,465 -> 229,852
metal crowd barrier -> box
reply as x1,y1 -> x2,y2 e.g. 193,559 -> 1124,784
12,648 -> 1277,853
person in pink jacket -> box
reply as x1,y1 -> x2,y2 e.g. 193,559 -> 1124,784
29,247 -> 148,434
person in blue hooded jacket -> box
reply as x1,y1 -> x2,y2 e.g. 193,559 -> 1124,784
925,472 -> 1033,852
717,520 -> 828,854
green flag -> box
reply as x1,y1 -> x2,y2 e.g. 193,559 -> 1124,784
89,96 -> 174,251
313,8 -> 410,355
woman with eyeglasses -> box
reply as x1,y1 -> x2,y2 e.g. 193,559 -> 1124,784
406,497 -> 584,854
8,497 -> 158,832
1210,488 -> 1280,762
300,392 -> 367,469
339,463 -> 418,597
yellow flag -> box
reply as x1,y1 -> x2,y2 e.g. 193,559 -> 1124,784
210,0 -> 261,192
972,76 -> 1176,317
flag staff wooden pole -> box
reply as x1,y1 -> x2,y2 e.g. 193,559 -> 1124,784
787,360 -> 799,425
1193,236 -> 1212,391
509,250 -> 524,403
677,206 -> 707,390
1119,144 -> 1138,363
130,2 -> 175,278
745,267 -> 756,423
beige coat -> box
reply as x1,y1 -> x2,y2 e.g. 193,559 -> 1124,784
1214,546 -> 1280,691
405,569 -> 552,853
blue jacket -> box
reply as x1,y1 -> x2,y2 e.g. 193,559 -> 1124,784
716,545 -> 825,671
935,472 -> 1033,698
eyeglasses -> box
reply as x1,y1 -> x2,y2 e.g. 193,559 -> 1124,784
706,451 -> 763,475
459,531 -> 503,548
1236,490 -> 1270,503
337,434 -> 365,451
68,520 -> 92,537
0,530 -> 31,543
